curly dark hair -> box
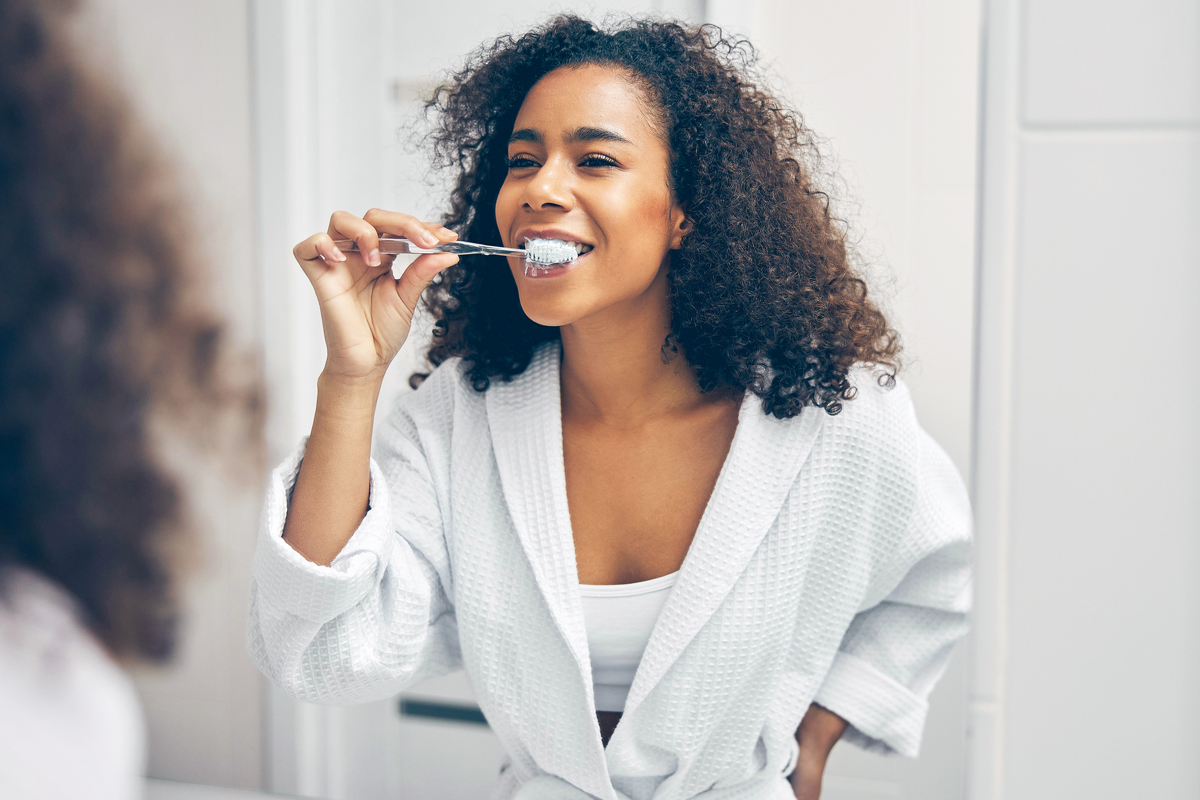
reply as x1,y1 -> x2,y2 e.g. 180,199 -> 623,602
414,14 -> 898,417
0,0 -> 259,661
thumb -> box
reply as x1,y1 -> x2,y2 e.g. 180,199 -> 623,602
393,252 -> 460,314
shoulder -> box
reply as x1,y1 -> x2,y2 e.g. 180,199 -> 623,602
803,366 -> 924,507
800,367 -> 971,556
0,568 -> 145,795
817,366 -> 919,455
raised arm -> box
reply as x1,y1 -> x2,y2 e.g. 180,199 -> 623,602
283,209 -> 459,566
247,209 -> 467,704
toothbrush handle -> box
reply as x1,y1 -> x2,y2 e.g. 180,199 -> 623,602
329,238 -> 525,258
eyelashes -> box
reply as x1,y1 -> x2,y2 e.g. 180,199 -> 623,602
579,154 -> 618,168
505,154 -> 619,170
505,156 -> 538,169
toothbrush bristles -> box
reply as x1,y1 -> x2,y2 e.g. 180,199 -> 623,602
524,238 -> 579,265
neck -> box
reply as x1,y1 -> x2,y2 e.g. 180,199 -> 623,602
558,269 -> 704,425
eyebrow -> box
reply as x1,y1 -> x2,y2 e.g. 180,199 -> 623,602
507,126 -> 633,146
508,128 -> 542,145
567,126 -> 631,145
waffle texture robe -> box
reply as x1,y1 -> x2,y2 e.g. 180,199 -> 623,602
248,344 -> 972,800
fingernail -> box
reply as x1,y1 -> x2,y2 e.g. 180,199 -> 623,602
331,248 -> 346,262
420,231 -> 439,247
368,248 -> 381,266
439,226 -> 457,239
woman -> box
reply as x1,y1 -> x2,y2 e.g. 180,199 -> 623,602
0,0 -> 256,797
249,16 -> 971,800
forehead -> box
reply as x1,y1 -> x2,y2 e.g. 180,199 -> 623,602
512,64 -> 662,141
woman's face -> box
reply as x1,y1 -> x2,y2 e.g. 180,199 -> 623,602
495,64 -> 688,328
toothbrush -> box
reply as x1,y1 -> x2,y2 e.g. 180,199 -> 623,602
329,237 -> 579,266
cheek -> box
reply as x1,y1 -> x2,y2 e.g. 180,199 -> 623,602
494,182 -> 519,240
606,188 -> 675,253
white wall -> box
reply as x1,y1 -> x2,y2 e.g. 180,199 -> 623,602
972,1 -> 1200,797
71,0 -> 265,791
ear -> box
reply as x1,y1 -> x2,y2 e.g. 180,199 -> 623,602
668,203 -> 691,250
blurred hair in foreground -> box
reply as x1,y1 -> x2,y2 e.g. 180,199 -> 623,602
0,0 -> 261,663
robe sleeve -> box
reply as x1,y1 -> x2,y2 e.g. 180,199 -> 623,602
813,423 -> 972,758
246,403 -> 460,705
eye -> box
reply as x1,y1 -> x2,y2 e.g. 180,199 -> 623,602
505,155 -> 539,170
579,153 -> 619,168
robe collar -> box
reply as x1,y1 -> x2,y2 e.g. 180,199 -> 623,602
485,342 -> 825,789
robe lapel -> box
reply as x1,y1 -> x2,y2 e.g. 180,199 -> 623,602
621,393 -> 826,717
484,341 -> 597,709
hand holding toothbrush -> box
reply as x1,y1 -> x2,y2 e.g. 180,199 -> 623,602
292,208 -> 461,387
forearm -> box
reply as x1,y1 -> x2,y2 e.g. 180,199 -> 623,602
791,703 -> 847,799
282,371 -> 382,566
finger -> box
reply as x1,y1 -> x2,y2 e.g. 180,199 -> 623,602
363,208 -> 447,249
313,233 -> 347,263
400,218 -> 459,245
293,232 -> 345,283
394,252 -> 459,312
328,210 -> 382,267
425,221 -> 459,242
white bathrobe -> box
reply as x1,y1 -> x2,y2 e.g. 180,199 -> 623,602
248,343 -> 971,800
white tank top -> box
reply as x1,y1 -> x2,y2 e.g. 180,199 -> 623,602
578,571 -> 679,713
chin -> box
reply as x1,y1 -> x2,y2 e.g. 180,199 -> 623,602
510,256 -> 664,328
516,294 -> 586,328
509,268 -> 592,327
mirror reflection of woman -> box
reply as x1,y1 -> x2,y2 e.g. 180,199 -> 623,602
0,0 -> 258,796
249,17 -> 971,800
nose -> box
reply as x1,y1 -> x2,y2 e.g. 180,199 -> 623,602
521,158 -> 574,212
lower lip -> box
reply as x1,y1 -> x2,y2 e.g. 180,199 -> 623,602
522,249 -> 590,279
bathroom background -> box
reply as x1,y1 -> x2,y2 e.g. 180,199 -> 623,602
74,0 -> 1199,798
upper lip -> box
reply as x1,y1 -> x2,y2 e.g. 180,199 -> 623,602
513,227 -> 595,248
